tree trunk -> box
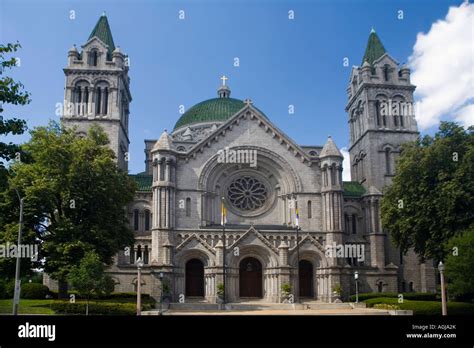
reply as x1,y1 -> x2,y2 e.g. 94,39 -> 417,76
58,279 -> 68,299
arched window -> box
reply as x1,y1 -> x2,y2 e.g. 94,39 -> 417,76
185,198 -> 191,217
136,245 -> 142,261
383,65 -> 390,81
385,148 -> 391,174
375,100 -> 381,126
133,209 -> 139,231
102,87 -> 108,115
344,214 -> 349,233
330,165 -> 336,185
95,87 -> 102,115
409,282 -> 414,292
352,214 -> 357,234
88,50 -> 98,66
129,245 -> 135,264
159,160 -> 165,181
144,245 -> 149,264
377,281 -> 383,293
307,200 -> 312,219
144,210 -> 150,231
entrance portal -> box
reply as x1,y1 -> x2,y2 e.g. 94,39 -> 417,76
239,257 -> 263,298
299,260 -> 314,298
185,259 -> 204,297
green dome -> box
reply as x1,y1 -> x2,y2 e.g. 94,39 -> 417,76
174,97 -> 245,130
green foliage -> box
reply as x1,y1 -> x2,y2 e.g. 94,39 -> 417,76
216,283 -> 224,296
373,303 -> 400,310
48,291 -> 153,301
445,228 -> 474,301
0,122 -> 136,284
382,122 -> 474,260
281,283 -> 292,294
68,252 -> 113,303
50,300 -> 154,315
20,283 -> 49,299
332,283 -> 342,295
0,42 -> 31,187
349,292 -> 437,302
364,297 -> 474,315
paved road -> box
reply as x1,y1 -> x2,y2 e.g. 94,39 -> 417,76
146,308 -> 390,315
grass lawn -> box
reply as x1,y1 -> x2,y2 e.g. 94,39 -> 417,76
0,299 -> 55,315
364,297 -> 474,315
0,297 -> 155,315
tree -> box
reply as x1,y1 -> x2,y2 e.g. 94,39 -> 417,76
381,122 -> 473,261
445,228 -> 474,301
0,42 -> 31,188
68,251 -> 114,315
0,122 -> 136,297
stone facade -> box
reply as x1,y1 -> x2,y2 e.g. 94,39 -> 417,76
53,16 -> 437,303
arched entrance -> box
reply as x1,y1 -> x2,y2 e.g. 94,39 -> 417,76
299,260 -> 313,298
185,259 -> 204,297
239,257 -> 263,298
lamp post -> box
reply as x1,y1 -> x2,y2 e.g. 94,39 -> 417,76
136,257 -> 144,316
354,271 -> 359,303
438,261 -> 447,316
159,272 -> 164,315
12,189 -> 24,316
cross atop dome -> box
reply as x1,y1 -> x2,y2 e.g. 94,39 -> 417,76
218,75 -> 231,98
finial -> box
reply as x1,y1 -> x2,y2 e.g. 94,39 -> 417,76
244,99 -> 253,105
102,11 -> 106,17
370,27 -> 375,34
164,129 -> 168,133
328,135 -> 332,138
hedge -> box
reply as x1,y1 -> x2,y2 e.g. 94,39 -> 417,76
364,297 -> 474,315
20,283 -> 50,299
349,292 -> 437,302
50,300 -> 155,315
49,291 -> 152,301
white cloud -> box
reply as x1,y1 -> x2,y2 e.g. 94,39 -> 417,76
341,147 -> 351,181
409,1 -> 474,130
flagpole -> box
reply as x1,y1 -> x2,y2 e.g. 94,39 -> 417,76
221,197 -> 226,305
294,196 -> 300,304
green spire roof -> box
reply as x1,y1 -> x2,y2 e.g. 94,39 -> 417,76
362,29 -> 386,65
88,14 -> 116,54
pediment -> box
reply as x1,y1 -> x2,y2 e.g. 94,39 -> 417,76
373,53 -> 399,68
81,37 -> 109,53
229,226 -> 278,254
175,233 -> 215,255
182,105 -> 314,166
290,234 -> 326,254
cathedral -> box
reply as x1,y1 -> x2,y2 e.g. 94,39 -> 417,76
58,14 -> 437,303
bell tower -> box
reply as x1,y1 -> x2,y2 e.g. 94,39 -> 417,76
61,13 -> 131,171
346,29 -> 418,191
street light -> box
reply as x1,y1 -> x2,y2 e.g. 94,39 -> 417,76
136,257 -> 144,316
438,261 -> 447,316
354,271 -> 359,303
159,272 -> 164,315
12,189 -> 24,316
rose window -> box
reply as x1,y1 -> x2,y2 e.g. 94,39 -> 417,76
227,176 -> 268,211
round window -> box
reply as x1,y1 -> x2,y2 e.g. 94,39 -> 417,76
227,175 -> 268,211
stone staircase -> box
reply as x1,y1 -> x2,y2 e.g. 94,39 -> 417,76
143,300 -> 369,313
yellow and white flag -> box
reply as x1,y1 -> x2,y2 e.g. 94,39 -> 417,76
221,200 -> 227,226
294,199 -> 299,228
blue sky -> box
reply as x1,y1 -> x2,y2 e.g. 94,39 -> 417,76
0,0 -> 467,174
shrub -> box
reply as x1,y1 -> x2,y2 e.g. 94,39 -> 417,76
216,283 -> 224,296
21,283 -> 50,299
364,297 -> 474,315
0,280 -> 6,299
48,291 -> 152,301
50,300 -> 155,315
373,303 -> 400,310
349,292 -> 437,302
